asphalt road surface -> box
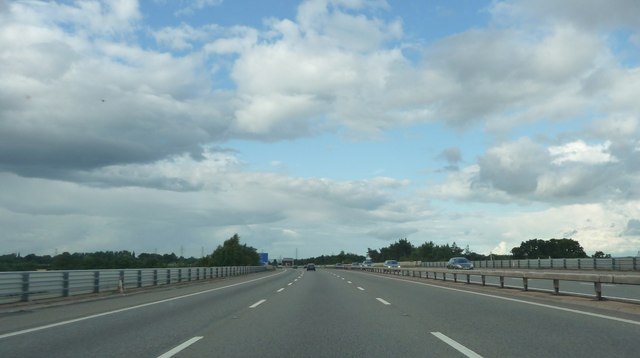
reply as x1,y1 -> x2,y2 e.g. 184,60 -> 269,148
1,268 -> 639,357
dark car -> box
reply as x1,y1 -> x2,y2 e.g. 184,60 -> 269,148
446,257 -> 474,269
307,263 -> 316,271
383,260 -> 400,268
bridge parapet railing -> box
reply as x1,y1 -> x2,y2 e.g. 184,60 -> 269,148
0,266 -> 267,305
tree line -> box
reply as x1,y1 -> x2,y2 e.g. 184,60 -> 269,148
301,237 -> 602,265
0,234 -> 261,271
1,236 -> 609,271
0,251 -> 200,271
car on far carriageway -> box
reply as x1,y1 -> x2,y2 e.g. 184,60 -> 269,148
383,260 -> 400,269
307,263 -> 316,271
446,257 -> 474,270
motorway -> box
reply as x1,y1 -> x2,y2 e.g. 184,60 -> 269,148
1,268 -> 639,357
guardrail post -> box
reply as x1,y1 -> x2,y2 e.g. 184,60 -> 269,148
563,259 -> 567,269
594,282 -> 602,300
152,269 -> 157,286
634,257 -> 637,271
93,271 -> 100,293
466,274 -> 470,284
499,276 -> 504,288
578,258 -> 581,269
481,275 -> 486,286
138,270 -> 143,288
612,258 -> 616,271
21,272 -> 30,302
188,268 -> 192,282
553,279 -> 560,295
453,273 -> 457,283
178,269 -> 182,283
523,277 -> 528,291
119,270 -> 125,293
62,272 -> 70,297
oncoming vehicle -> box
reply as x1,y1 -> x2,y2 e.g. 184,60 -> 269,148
307,263 -> 316,271
361,259 -> 373,269
446,257 -> 474,270
383,260 -> 400,269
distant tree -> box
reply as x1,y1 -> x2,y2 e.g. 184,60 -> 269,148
367,248 -> 381,262
592,251 -> 611,258
206,234 -> 260,266
387,238 -> 414,261
511,238 -> 588,259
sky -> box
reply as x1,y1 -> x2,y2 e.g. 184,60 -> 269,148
1,0 -> 640,260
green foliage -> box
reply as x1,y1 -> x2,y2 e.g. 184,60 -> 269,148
592,251 -> 612,258
299,252 -> 365,266
366,239 -> 477,262
203,234 -> 260,266
0,251 -> 194,271
511,238 -> 588,259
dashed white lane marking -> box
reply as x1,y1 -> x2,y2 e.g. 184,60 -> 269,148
431,332 -> 483,358
347,281 -> 352,284
249,299 -> 266,308
357,287 -> 365,291
376,274 -> 640,326
277,288 -> 285,293
157,336 -> 203,358
376,297 -> 391,305
0,271 -> 285,340
288,282 -> 293,286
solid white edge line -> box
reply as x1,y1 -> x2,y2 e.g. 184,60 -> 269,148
249,299 -> 266,308
431,332 -> 483,358
375,274 -> 640,326
157,336 -> 203,358
376,297 -> 391,305
0,270 -> 286,340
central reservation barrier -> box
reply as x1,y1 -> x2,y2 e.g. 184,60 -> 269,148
354,266 -> 640,301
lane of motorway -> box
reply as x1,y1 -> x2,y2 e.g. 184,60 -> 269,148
1,268 -> 639,357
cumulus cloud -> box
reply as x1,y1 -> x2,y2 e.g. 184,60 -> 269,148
438,147 -> 462,171
491,0 -> 640,31
478,138 -> 549,195
2,0 -> 640,258
624,219 -> 640,236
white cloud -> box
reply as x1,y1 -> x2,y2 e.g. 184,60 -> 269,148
175,0 -> 223,16
549,140 -> 616,165
2,0 -> 640,259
